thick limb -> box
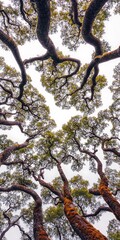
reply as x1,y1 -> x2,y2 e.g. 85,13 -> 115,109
82,0 -> 108,55
0,30 -> 27,100
57,163 -> 108,240
0,185 -> 51,240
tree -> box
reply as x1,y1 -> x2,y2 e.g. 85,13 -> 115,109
0,0 -> 120,239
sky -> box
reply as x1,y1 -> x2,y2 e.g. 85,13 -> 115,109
0,7 -> 120,240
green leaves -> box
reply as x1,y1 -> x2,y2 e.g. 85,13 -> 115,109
0,0 -> 120,239
45,205 -> 64,222
107,219 -> 120,240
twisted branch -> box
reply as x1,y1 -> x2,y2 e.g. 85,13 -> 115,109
81,0 -> 109,98
0,29 -> 27,100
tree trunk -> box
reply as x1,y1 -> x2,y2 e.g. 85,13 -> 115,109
33,200 -> 51,240
64,197 -> 108,240
99,179 -> 120,221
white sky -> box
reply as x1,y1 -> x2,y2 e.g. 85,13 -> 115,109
0,9 -> 120,240
1,14 -> 120,132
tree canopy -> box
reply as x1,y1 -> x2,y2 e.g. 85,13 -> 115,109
0,0 -> 120,239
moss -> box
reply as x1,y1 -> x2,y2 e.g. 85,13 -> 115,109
38,228 -> 51,240
64,197 -> 108,240
99,180 -> 120,221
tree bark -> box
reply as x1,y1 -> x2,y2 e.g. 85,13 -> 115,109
64,196 -> 108,240
0,185 -> 51,240
57,163 -> 108,240
33,200 -> 51,240
99,179 -> 120,221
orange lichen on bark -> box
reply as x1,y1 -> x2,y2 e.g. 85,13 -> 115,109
38,227 -> 51,240
99,180 -> 120,221
64,197 -> 108,240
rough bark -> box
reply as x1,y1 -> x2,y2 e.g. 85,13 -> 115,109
64,196 -> 108,240
99,178 -> 120,221
33,199 -> 51,240
73,135 -> 120,221
0,185 -> 51,240
57,163 -> 108,240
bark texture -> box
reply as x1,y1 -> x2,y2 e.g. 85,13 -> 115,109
64,196 -> 108,240
57,163 -> 108,240
99,178 -> 120,221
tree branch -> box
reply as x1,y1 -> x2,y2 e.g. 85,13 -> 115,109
0,141 -> 28,164
34,0 -> 81,78
102,138 -> 120,157
81,0 -> 109,99
35,0 -> 59,62
15,224 -> 32,240
70,0 -> 82,28
38,176 -> 63,201
0,29 -> 27,100
23,51 -> 50,64
81,47 -> 120,89
19,0 -> 31,27
82,0 -> 108,55
0,119 -> 23,131
0,210 -> 22,240
83,206 -> 112,218
58,165 -> 108,239
0,184 -> 51,240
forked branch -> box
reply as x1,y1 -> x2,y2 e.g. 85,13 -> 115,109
0,184 -> 51,240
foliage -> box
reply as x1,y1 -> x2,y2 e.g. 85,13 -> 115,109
0,0 -> 120,240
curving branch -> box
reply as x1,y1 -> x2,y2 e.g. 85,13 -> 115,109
70,0 -> 82,28
89,187 -> 120,197
57,162 -> 71,200
33,0 -> 81,78
0,141 -> 28,164
54,57 -> 81,80
82,0 -> 108,55
102,146 -> 120,157
0,109 -> 16,119
0,131 -> 42,166
113,188 -> 120,196
0,83 -> 13,97
0,77 -> 17,88
0,29 -> 27,100
19,0 -> 31,27
0,9 -> 20,32
15,224 -> 32,240
0,184 -> 51,240
23,51 -> 50,64
63,47 -> 120,100
0,210 -> 22,240
82,206 -> 112,218
35,0 -> 59,62
80,47 -> 120,90
0,119 -> 23,130
81,0 -> 109,99
102,137 -> 120,157
37,174 -> 63,201
57,163 -> 108,240
73,134 -> 120,221
95,46 -> 120,63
